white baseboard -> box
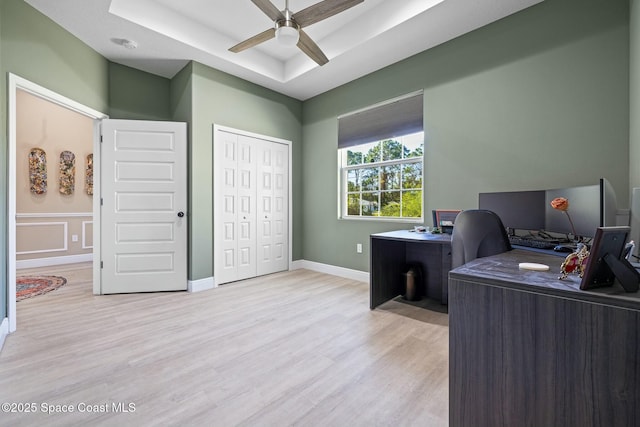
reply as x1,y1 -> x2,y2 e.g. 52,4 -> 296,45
291,260 -> 369,283
188,276 -> 216,293
187,261 -> 367,293
17,253 -> 93,270
0,317 -> 8,353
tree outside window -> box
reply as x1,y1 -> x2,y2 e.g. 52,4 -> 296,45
341,132 -> 423,220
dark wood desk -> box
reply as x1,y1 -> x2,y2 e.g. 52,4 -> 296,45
370,230 -> 451,309
449,249 -> 640,427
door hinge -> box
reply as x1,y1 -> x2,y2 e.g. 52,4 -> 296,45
100,198 -> 103,206
100,134 -> 103,143
100,261 -> 103,269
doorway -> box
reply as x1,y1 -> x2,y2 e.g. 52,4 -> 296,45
7,74 -> 107,333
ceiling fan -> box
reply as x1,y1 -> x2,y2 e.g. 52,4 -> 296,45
229,0 -> 364,66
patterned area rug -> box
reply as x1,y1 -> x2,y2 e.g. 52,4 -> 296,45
16,275 -> 67,301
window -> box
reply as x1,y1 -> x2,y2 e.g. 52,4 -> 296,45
340,132 -> 424,219
338,92 -> 424,221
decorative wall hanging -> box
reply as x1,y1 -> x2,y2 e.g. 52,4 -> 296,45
28,147 -> 47,195
85,153 -> 93,195
59,150 -> 75,195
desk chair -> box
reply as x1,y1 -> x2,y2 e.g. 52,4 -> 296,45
451,209 -> 512,268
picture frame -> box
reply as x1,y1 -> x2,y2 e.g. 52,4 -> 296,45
432,209 -> 462,234
432,209 -> 462,228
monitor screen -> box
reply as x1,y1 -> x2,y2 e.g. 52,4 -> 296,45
478,190 -> 546,232
545,185 -> 601,238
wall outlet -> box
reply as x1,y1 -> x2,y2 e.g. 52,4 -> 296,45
72,234 -> 78,242
356,243 -> 363,253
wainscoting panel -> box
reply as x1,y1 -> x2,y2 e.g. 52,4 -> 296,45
16,212 -> 93,265
82,220 -> 93,249
16,222 -> 68,254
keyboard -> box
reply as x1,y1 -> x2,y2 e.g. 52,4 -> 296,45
508,236 -> 557,250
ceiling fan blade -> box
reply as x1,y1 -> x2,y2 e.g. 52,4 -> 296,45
294,0 -> 364,28
251,0 -> 285,22
297,29 -> 329,66
229,28 -> 276,53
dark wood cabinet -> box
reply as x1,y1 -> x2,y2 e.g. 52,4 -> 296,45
449,250 -> 640,427
370,230 -> 451,308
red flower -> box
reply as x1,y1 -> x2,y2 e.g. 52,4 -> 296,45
550,197 -> 569,212
550,197 -> 577,237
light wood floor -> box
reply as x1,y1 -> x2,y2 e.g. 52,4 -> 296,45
0,264 -> 449,426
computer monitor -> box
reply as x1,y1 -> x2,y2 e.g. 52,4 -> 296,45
478,178 -> 617,239
478,190 -> 546,232
545,185 -> 601,238
580,226 -> 639,292
600,177 -> 618,230
544,178 -> 617,239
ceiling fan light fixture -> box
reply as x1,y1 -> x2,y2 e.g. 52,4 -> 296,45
230,0 -> 363,65
275,21 -> 299,47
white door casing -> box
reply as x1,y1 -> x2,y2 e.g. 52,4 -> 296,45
214,125 -> 291,285
100,119 -> 188,293
7,74 -> 108,333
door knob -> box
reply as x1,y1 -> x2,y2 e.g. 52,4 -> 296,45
177,211 -> 185,218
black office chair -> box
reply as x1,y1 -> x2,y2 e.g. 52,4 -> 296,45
451,209 -> 512,268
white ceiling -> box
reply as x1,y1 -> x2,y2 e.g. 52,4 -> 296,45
25,0 -> 543,100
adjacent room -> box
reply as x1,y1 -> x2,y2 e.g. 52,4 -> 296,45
1,0 -> 638,425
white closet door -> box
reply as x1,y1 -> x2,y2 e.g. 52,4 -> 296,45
217,131 -> 256,284
214,127 -> 289,285
257,141 -> 289,276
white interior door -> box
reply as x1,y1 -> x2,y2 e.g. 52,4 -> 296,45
100,119 -> 187,293
214,126 -> 290,285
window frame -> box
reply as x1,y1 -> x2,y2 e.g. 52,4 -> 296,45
338,134 -> 424,222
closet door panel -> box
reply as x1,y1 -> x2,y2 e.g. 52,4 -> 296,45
218,132 -> 238,284
257,141 -> 289,276
236,136 -> 257,281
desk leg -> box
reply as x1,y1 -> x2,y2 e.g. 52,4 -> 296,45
441,244 -> 451,304
370,237 -> 405,309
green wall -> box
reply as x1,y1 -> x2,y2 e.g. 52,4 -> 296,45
168,63 -> 195,277
302,0 -> 630,272
0,0 -> 109,113
188,62 -> 303,280
109,62 -> 172,120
